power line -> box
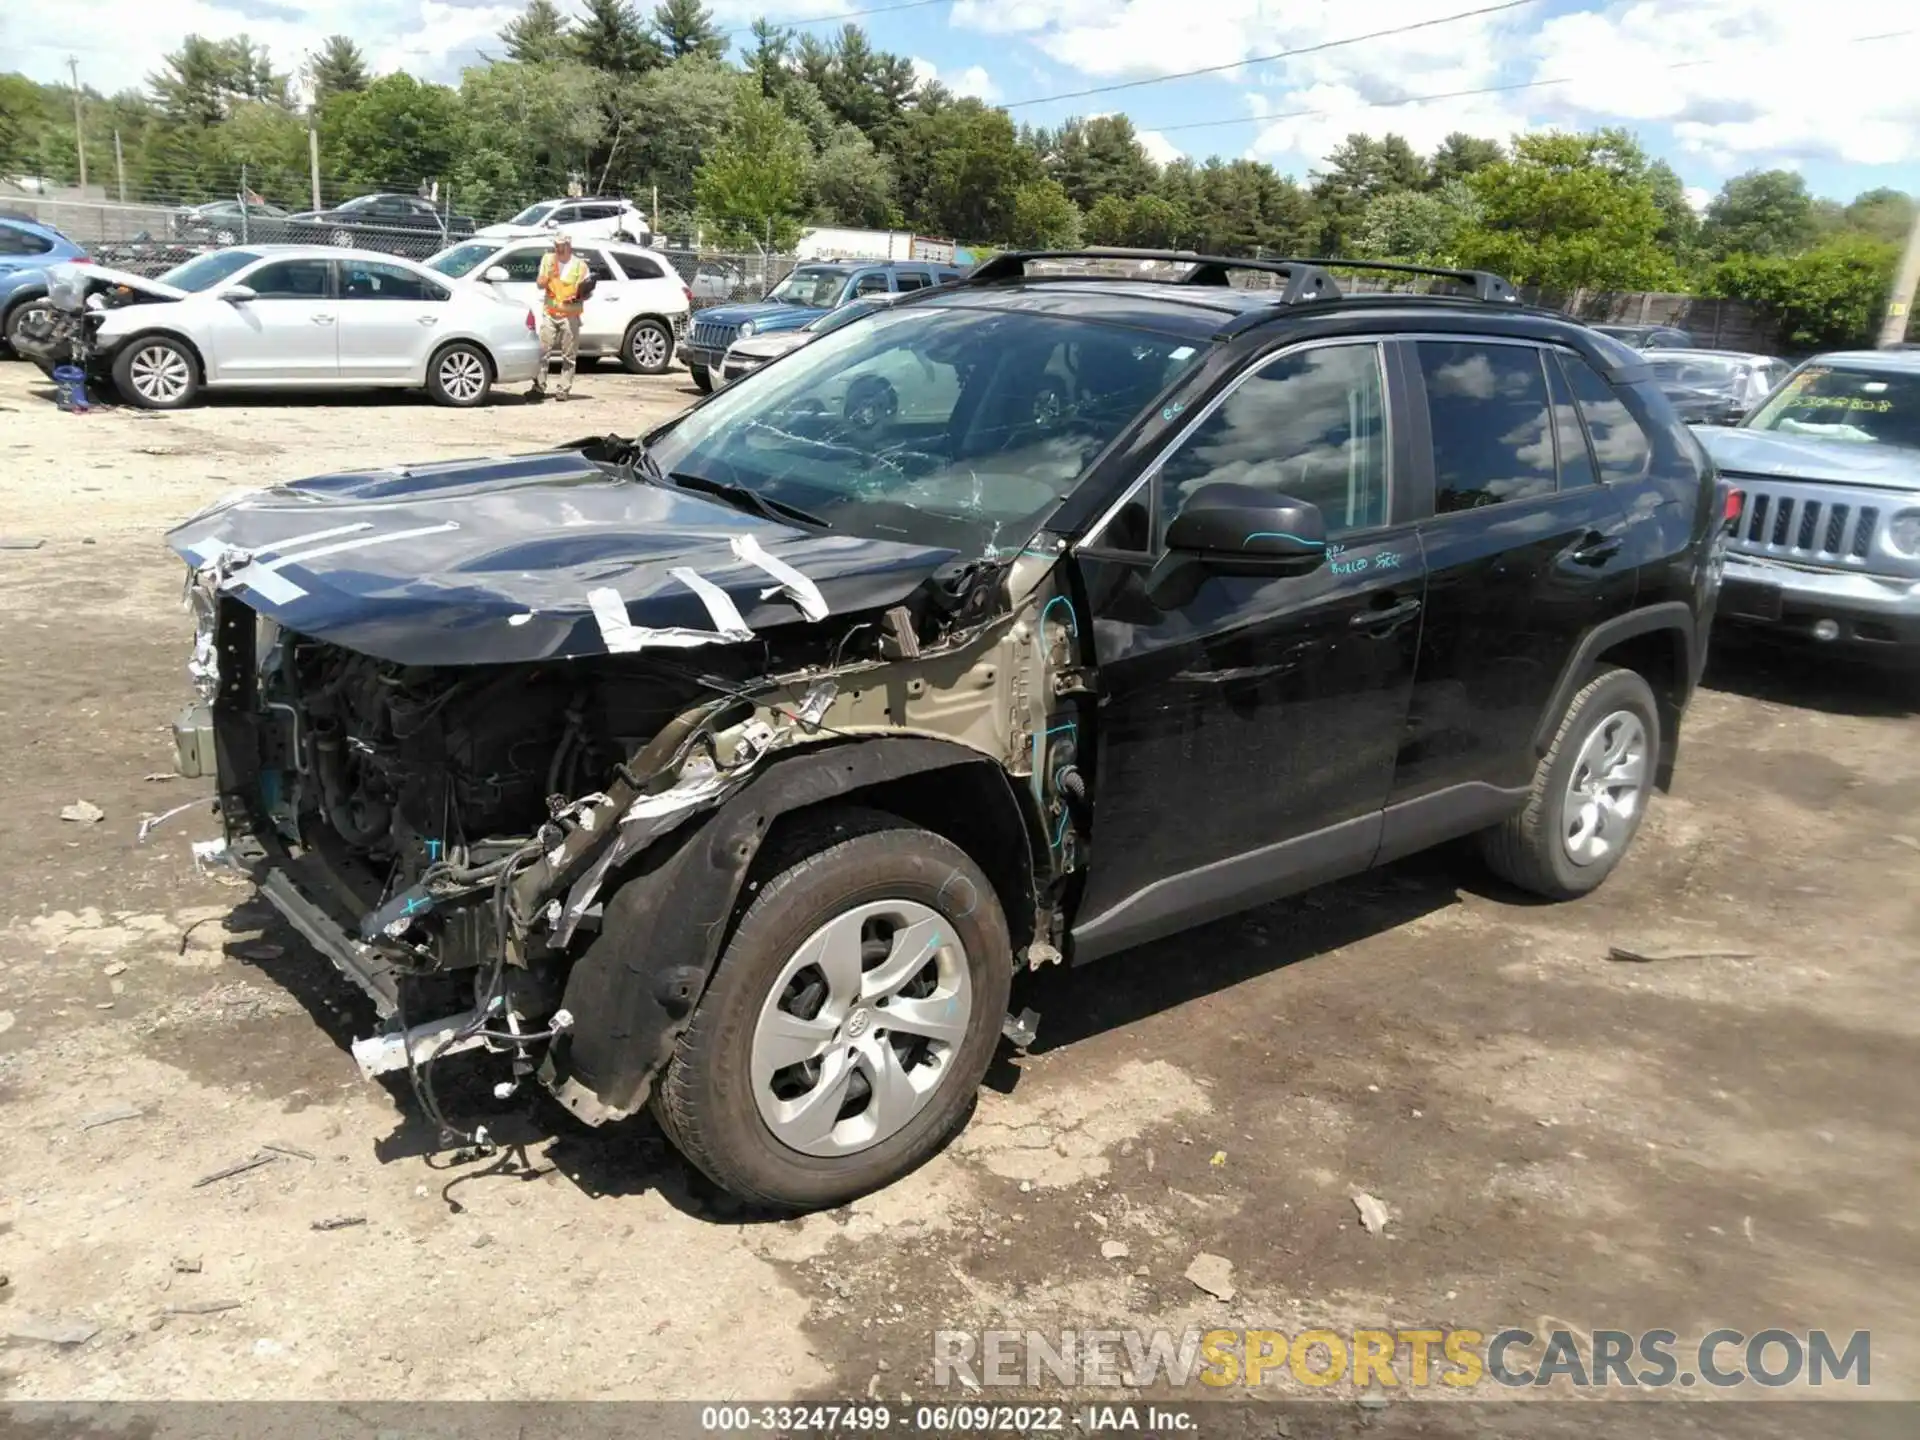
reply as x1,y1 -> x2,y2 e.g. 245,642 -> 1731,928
1002,0 -> 1544,111
719,0 -> 946,40
1147,26 -> 1919,136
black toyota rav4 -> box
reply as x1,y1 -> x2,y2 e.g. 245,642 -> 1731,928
167,250 -> 1726,1209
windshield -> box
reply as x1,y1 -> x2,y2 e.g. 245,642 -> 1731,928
805,298 -> 890,335
765,267 -> 850,308
509,202 -> 558,226
647,301 -> 1208,552
1747,364 -> 1920,449
159,250 -> 263,292
426,242 -> 498,278
1649,356 -> 1741,392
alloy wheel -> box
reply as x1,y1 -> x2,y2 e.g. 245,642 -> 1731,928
750,899 -> 972,1158
437,350 -> 487,404
1562,710 -> 1647,866
129,344 -> 191,405
631,324 -> 668,369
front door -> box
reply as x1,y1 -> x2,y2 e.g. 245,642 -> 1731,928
1070,340 -> 1428,960
201,257 -> 338,381
1388,338 -> 1638,822
335,259 -> 452,381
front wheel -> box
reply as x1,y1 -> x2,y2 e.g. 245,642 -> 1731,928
1479,666 -> 1661,899
5,298 -> 51,354
111,335 -> 199,409
688,361 -> 713,393
426,341 -> 493,407
621,317 -> 674,374
653,808 -> 1012,1210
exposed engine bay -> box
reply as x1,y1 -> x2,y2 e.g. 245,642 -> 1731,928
13,262 -> 180,378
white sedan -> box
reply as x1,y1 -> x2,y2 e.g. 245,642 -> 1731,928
426,236 -> 690,374
82,246 -> 541,409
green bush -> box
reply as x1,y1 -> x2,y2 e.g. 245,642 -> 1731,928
1705,237 -> 1899,351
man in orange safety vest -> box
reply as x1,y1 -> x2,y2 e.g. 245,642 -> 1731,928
531,234 -> 590,401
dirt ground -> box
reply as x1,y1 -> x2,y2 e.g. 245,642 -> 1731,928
1,358 -> 1916,1421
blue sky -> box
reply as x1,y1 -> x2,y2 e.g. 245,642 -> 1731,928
9,0 -> 1920,205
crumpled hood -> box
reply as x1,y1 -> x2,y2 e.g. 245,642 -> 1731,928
165,449 -> 963,666
47,261 -> 186,310
1693,426 -> 1920,491
697,301 -> 825,333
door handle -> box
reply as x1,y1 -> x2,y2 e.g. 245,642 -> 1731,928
417,315 -> 439,326
1351,597 -> 1422,631
1570,531 -> 1622,565
310,314 -> 335,325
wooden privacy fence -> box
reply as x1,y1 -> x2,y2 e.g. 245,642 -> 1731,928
1521,289 -> 1775,353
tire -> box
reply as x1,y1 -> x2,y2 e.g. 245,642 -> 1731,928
329,227 -> 354,248
4,296 -> 49,355
1478,666 -> 1661,900
620,316 -> 674,375
213,227 -> 237,246
689,361 -> 713,393
426,341 -> 493,407
111,335 -> 199,410
653,807 -> 1013,1211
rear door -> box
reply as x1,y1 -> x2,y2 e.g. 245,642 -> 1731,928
200,257 -> 338,382
335,259 -> 454,381
574,247 -> 623,347
1070,339 -> 1429,958
1384,337 -> 1637,842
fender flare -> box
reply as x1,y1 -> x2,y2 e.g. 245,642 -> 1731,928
544,735 -> 1037,1122
1530,600 -> 1698,755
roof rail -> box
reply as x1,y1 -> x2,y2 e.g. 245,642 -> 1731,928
963,248 -> 1341,306
1293,257 -> 1519,303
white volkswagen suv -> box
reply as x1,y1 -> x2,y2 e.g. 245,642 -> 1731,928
427,237 -> 691,374
475,198 -> 651,244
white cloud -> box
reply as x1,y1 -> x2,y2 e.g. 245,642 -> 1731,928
910,56 -> 1000,102
1684,185 -> 1712,214
1137,129 -> 1183,165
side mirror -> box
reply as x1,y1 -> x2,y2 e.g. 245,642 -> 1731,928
218,285 -> 257,303
481,265 -> 511,283
1165,483 -> 1328,571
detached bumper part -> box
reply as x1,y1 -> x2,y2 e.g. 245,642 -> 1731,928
173,702 -> 216,779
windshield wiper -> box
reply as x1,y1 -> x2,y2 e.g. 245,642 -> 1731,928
667,470 -> 830,531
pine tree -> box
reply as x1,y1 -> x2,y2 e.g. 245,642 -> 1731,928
500,0 -> 575,65
574,0 -> 665,75
651,0 -> 728,62
308,36 -> 369,102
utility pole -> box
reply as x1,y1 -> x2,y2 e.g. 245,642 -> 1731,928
113,130 -> 126,203
1878,195 -> 1920,348
308,126 -> 322,213
66,57 -> 88,193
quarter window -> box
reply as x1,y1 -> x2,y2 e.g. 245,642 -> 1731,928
614,253 -> 665,280
0,223 -> 54,256
1159,343 -> 1390,537
1560,352 -> 1653,484
1416,341 -> 1556,512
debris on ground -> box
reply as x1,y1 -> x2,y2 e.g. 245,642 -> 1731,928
1890,834 -> 1920,852
59,800 -> 104,824
80,1105 -> 145,1131
172,1256 -> 202,1274
311,1215 -> 367,1232
136,798 -> 202,844
103,962 -> 128,977
142,772 -> 176,782
0,1011 -> 16,1035
1209,1150 -> 1227,1167
6,1315 -> 99,1345
1185,1252 -> 1235,1301
1607,946 -> 1757,963
0,538 -> 48,551
1100,1240 -> 1131,1261
261,1141 -> 315,1161
193,1152 -> 279,1188
163,1299 -> 241,1315
1353,1191 -> 1391,1235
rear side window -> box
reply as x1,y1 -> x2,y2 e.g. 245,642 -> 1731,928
1416,341 -> 1556,512
895,271 -> 931,291
615,253 -> 665,280
852,272 -> 890,297
1560,353 -> 1653,484
0,223 -> 53,256
1159,342 -> 1390,537
1544,353 -> 1598,489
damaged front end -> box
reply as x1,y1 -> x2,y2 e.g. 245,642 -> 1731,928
168,449 -> 1092,1138
14,262 -> 183,380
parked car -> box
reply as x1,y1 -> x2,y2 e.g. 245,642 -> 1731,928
1591,323 -> 1696,350
716,291 -> 903,385
681,259 -> 964,391
0,215 -> 88,354
172,199 -> 303,247
1694,350 -> 1920,658
285,193 -> 475,251
426,235 -> 689,374
476,197 -> 650,244
690,259 -> 754,303
163,249 -> 1721,1209
35,246 -> 538,409
1645,349 -> 1792,426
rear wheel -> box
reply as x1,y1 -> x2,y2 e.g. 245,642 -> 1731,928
329,227 -> 354,248
621,316 -> 673,374
426,341 -> 493,407
688,361 -> 713,393
111,335 -> 199,409
1479,666 -> 1660,899
653,808 -> 1012,1210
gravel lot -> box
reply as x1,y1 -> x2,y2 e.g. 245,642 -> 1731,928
0,359 -> 1916,1418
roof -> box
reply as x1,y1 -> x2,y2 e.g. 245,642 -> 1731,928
1808,349 -> 1920,374
215,244 -> 438,267
1642,347 -> 1782,364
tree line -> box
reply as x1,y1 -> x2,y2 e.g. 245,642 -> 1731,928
0,0 -> 1909,347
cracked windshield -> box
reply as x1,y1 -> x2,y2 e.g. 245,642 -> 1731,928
647,303 -> 1208,551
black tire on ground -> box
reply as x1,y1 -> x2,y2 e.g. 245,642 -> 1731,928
689,361 -> 713,393
653,807 -> 1014,1211
4,297 -> 49,354
110,334 -> 200,410
425,341 -> 493,407
621,316 -> 674,375
1478,666 -> 1661,900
